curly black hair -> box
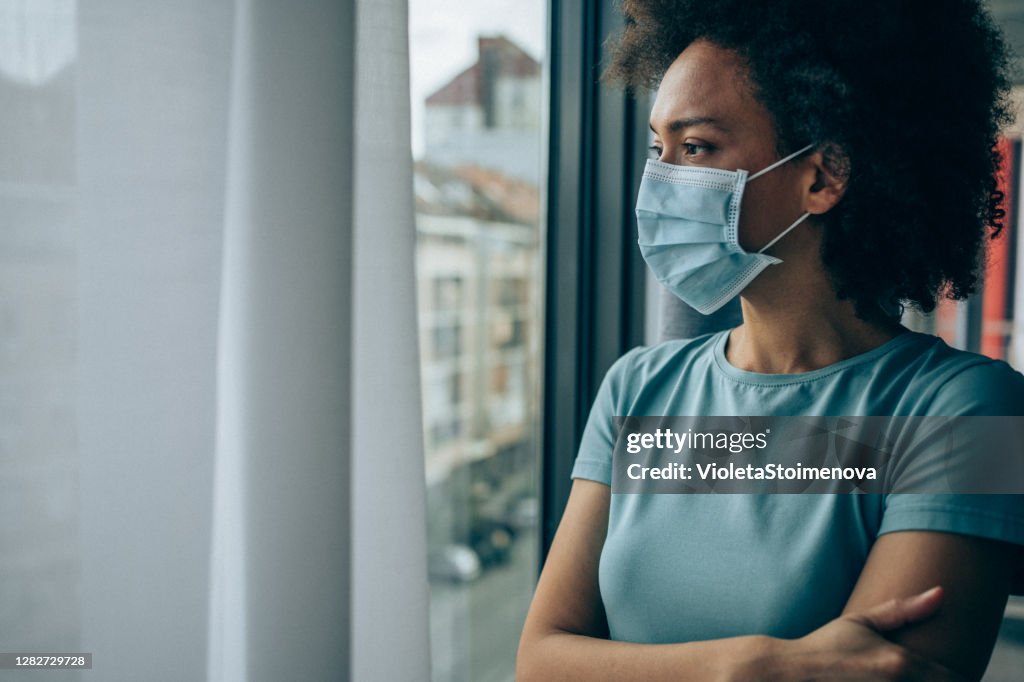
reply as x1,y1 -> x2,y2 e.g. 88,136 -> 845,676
605,0 -> 1015,317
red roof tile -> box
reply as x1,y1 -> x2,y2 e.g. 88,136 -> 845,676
425,35 -> 539,107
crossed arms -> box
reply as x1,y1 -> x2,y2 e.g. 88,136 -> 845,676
517,479 -> 1017,681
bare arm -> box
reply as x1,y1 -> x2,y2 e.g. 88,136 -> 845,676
840,529 -> 1018,681
516,479 -> 772,681
516,480 -> 962,681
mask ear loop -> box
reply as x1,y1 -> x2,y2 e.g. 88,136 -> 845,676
757,212 -> 811,254
748,143 -> 816,181
747,143 -> 817,255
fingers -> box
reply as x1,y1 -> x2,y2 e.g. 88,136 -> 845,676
849,586 -> 944,632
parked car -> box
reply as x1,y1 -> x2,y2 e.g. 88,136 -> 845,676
427,543 -> 482,583
468,518 -> 514,568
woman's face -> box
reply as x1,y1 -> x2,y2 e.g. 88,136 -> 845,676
649,40 -> 810,256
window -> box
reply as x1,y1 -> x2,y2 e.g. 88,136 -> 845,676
410,3 -> 547,679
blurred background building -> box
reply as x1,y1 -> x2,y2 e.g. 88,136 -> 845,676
413,32 -> 544,682
423,36 -> 541,183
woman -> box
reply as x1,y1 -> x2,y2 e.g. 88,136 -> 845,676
517,1 -> 1024,680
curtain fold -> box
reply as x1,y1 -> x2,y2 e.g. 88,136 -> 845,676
208,1 -> 356,680
77,3 -> 232,679
351,0 -> 432,679
208,0 -> 429,680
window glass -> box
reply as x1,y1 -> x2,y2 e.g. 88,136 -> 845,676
409,3 -> 546,679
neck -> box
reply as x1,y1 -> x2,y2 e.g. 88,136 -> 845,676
725,264 -> 906,374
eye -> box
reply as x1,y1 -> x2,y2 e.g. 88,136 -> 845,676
682,142 -> 714,157
647,144 -> 663,159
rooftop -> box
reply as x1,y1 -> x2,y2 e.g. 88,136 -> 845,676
425,35 -> 540,107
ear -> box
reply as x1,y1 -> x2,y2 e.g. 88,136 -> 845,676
803,143 -> 849,215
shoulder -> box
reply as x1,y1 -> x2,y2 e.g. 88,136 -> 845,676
907,335 -> 1024,416
607,331 -> 722,388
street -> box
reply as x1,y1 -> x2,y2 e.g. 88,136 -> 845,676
429,528 -> 538,682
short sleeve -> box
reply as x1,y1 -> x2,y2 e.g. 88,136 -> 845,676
880,359 -> 1024,592
924,358 -> 1024,417
570,347 -> 645,486
879,494 -> 1024,547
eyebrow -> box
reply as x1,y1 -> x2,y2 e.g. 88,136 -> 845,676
649,117 -> 729,134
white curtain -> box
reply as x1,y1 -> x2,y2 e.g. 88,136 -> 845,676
1,1 -> 429,680
350,1 -> 432,679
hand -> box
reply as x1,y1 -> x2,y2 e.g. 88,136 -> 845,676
780,586 -> 967,681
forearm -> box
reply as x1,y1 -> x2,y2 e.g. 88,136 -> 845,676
517,629 -> 787,682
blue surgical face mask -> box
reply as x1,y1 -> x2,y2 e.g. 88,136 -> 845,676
636,143 -> 815,314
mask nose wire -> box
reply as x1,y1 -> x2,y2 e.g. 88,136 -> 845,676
747,143 -> 816,181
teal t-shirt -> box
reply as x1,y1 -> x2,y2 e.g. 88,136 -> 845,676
570,329 -> 1024,644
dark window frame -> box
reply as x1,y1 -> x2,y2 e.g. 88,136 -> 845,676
539,0 -> 649,562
